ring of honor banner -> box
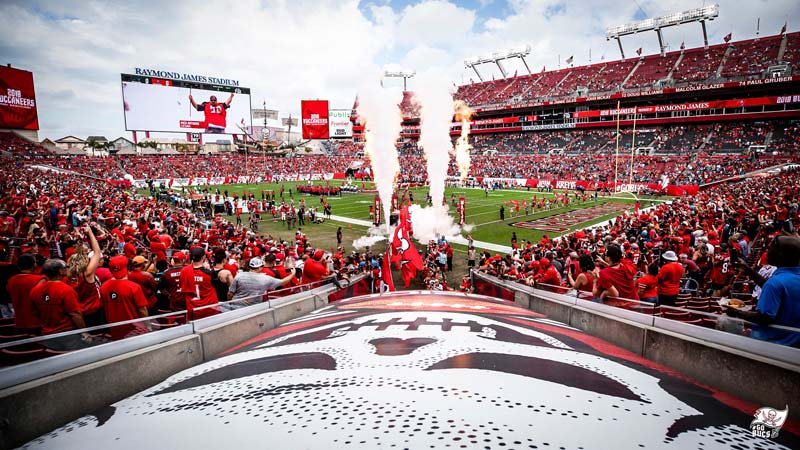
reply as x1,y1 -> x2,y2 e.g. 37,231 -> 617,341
374,196 -> 382,226
0,66 -> 39,130
301,100 -> 329,139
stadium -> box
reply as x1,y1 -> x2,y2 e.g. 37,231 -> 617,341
0,1 -> 799,449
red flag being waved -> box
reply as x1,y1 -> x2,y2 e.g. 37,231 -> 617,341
391,206 -> 424,288
381,250 -> 395,292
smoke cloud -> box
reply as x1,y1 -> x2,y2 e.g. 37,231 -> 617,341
357,81 -> 403,232
415,69 -> 454,208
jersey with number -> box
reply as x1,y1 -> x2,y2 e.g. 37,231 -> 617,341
709,251 -> 732,285
197,102 -> 229,129
179,265 -> 219,313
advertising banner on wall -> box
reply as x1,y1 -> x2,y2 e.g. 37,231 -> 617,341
328,109 -> 352,138
301,100 -> 329,139
0,66 -> 39,130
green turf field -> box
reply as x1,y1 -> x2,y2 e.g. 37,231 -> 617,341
140,180 -> 668,249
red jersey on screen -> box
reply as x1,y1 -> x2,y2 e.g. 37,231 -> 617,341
30,281 -> 81,335
197,102 -> 229,129
179,265 -> 219,313
7,273 -> 45,329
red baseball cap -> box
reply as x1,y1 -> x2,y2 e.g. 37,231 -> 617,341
109,256 -> 129,279
172,252 -> 187,262
313,250 -> 324,260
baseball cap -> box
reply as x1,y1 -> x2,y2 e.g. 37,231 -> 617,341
190,247 -> 206,262
662,251 -> 678,261
109,256 -> 129,279
274,253 -> 286,261
132,255 -> 148,266
249,257 -> 264,269
313,250 -> 324,260
172,252 -> 187,262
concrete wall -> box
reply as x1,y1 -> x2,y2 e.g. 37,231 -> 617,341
643,329 -> 800,420
476,272 -> 800,422
0,335 -> 203,450
0,281 -> 344,450
198,308 -> 277,361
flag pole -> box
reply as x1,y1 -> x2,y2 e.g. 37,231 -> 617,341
613,100 -> 621,196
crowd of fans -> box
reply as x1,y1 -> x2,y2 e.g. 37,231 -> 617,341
0,165 -> 388,355
472,168 -> 800,346
454,32 -> 800,106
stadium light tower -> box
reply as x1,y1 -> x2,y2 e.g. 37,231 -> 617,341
606,4 -> 719,58
464,45 -> 532,81
384,70 -> 416,91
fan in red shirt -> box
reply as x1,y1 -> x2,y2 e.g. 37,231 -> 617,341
128,255 -> 158,311
6,254 -> 45,333
656,251 -> 685,306
302,250 -> 331,284
535,258 -> 565,293
30,259 -> 93,350
189,93 -> 233,134
100,256 -> 150,340
180,247 -> 219,319
66,224 -> 105,327
594,245 -> 639,301
708,244 -> 733,296
159,252 -> 188,311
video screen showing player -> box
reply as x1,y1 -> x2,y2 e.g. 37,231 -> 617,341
121,75 -> 251,135
189,93 -> 233,134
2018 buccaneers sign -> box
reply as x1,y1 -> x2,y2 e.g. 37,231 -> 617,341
0,66 -> 39,130
301,100 -> 329,139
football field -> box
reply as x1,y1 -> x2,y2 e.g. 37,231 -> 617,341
145,180 -> 669,251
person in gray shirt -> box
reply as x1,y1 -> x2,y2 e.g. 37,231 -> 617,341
228,257 -> 296,303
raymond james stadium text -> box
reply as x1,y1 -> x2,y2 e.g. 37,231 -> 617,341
133,68 -> 240,86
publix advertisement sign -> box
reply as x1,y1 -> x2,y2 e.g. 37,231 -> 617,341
328,109 -> 352,138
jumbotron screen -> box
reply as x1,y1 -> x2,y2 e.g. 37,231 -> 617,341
121,74 -> 252,134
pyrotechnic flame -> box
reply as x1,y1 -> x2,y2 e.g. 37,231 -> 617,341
453,100 -> 474,184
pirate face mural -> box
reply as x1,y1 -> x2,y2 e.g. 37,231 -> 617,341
23,292 -> 799,449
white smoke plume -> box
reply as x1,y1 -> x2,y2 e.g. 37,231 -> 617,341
415,69 -> 454,208
407,204 -> 462,244
453,100 -> 473,183
352,234 -> 387,250
357,81 -> 403,233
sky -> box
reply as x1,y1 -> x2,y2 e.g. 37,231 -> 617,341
1,0 -> 798,140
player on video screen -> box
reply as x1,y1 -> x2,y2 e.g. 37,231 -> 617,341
189,93 -> 233,134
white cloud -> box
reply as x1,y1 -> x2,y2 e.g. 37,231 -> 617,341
396,1 -> 476,46
1,0 -> 798,139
